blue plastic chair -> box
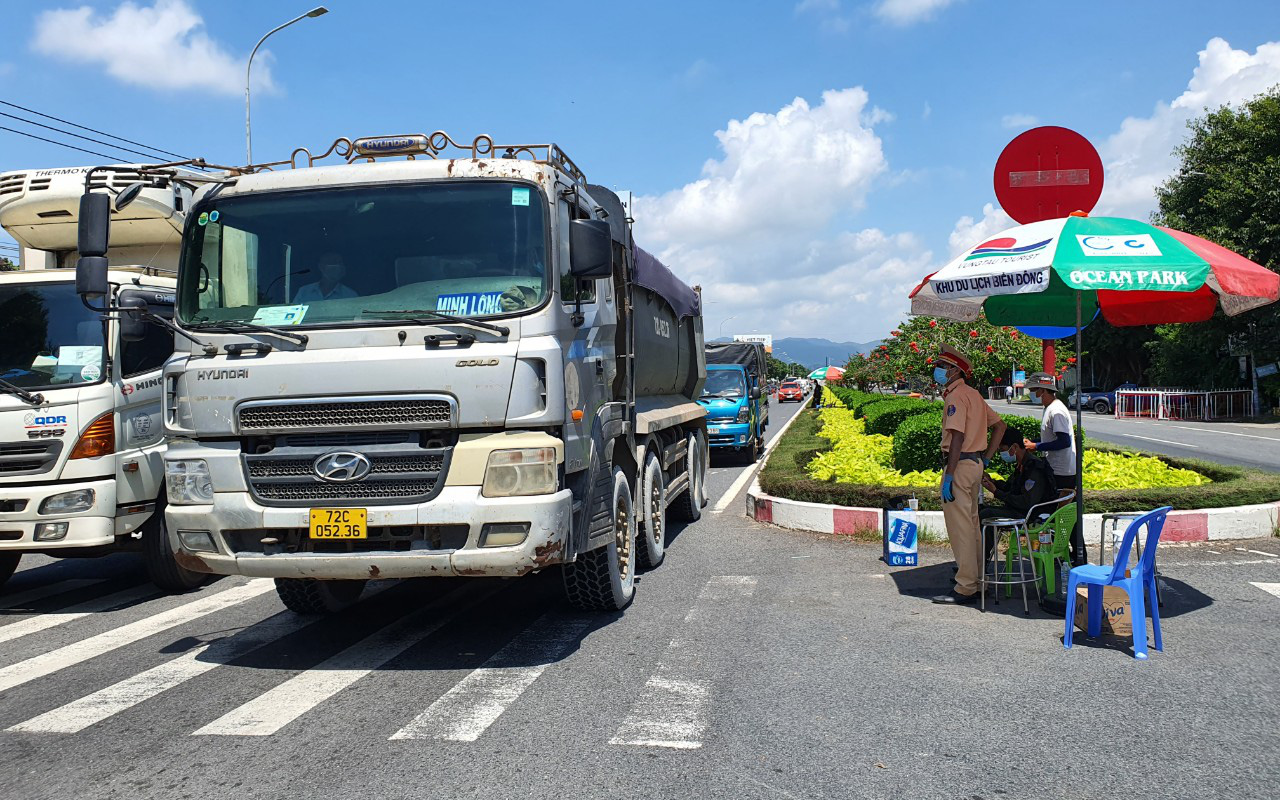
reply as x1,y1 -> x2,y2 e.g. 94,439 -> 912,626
1063,506 -> 1172,660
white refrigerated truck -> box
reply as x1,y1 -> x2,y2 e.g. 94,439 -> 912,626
0,164 -> 205,590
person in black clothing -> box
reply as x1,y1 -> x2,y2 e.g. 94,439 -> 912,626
981,427 -> 1057,521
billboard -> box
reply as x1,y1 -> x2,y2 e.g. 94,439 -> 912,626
733,334 -> 773,354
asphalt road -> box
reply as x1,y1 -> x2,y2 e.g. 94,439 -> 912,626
989,400 -> 1280,472
3,396 -> 1279,800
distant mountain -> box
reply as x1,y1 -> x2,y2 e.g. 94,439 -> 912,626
711,337 -> 880,371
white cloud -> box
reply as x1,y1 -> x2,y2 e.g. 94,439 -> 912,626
1000,112 -> 1038,130
1098,37 -> 1280,219
31,0 -> 275,96
922,101 -> 932,120
633,89 -> 928,341
874,0 -> 959,26
680,58 -> 714,87
947,203 -> 1012,257
795,0 -> 851,33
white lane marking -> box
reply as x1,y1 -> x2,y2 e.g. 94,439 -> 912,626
6,583 -> 393,734
194,582 -> 493,737
1246,550 -> 1279,558
9,612 -> 308,733
610,575 -> 758,750
0,579 -> 103,609
389,615 -> 592,742
0,585 -> 156,645
0,580 -> 273,694
1250,582 -> 1280,599
1115,433 -> 1199,448
1158,424 -> 1280,442
712,403 -> 807,514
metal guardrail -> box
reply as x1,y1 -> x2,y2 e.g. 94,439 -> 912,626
1115,389 -> 1253,420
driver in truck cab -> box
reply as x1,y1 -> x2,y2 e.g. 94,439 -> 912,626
293,252 -> 358,302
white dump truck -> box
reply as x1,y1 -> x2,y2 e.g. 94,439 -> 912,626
0,164 -> 206,590
72,133 -> 708,612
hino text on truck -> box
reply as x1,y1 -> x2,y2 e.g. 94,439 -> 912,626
0,163 -> 207,590
73,132 -> 709,613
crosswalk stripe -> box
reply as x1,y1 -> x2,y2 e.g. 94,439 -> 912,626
193,582 -> 495,737
0,585 -> 157,646
0,579 -> 274,695
7,583 -> 396,734
610,575 -> 759,750
0,579 -> 104,609
1250,582 -> 1280,599
389,615 -> 592,742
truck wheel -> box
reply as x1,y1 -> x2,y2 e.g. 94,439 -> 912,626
743,433 -> 760,464
1094,400 -> 1110,415
0,553 -> 19,590
670,433 -> 705,522
275,578 -> 367,614
636,452 -> 667,569
563,468 -> 635,612
142,504 -> 207,592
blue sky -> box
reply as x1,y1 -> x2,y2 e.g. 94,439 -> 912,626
2,0 -> 1278,342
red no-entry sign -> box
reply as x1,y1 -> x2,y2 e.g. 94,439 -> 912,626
994,126 -> 1103,224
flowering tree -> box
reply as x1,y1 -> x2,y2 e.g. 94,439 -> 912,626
844,312 -> 1073,390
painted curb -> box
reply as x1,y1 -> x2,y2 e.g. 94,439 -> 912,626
746,482 -> 1280,543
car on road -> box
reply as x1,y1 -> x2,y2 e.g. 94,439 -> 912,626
1075,383 -> 1139,414
777,380 -> 804,402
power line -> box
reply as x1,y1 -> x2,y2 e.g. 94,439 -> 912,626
0,100 -> 191,161
0,110 -> 172,163
0,124 -> 131,162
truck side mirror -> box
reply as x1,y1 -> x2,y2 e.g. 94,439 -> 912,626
118,294 -> 149,343
115,181 -> 146,211
569,219 -> 612,278
76,193 -> 111,302
751,387 -> 761,400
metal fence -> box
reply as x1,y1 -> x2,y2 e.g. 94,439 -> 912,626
1115,389 -> 1253,421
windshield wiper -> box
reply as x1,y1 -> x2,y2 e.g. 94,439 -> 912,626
0,377 -> 44,406
362,309 -> 509,337
188,319 -> 309,346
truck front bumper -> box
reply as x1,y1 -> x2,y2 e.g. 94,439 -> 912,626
706,421 -> 751,449
166,486 -> 573,580
0,478 -> 120,550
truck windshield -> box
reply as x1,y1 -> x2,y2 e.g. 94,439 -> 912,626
177,181 -> 549,327
702,370 -> 746,398
0,282 -> 106,390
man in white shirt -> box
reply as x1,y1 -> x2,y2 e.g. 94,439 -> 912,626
293,252 -> 358,303
1022,372 -> 1084,564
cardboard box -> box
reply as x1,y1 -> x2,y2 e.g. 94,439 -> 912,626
1073,586 -> 1133,637
883,509 -> 918,567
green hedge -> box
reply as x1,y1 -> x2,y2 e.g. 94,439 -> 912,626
762,410 -> 1280,514
891,412 -> 944,473
864,398 -> 943,437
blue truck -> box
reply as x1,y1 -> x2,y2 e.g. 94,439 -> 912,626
702,342 -> 768,462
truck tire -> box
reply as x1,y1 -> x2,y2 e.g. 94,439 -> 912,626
563,468 -> 636,612
636,451 -> 667,569
1094,400 -> 1110,415
0,552 -> 19,590
742,432 -> 760,464
670,433 -> 705,522
275,578 -> 367,614
142,503 -> 207,592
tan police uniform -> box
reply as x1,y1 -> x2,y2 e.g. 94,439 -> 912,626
941,379 -> 1001,596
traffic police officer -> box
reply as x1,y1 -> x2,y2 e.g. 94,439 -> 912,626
932,345 -> 1007,605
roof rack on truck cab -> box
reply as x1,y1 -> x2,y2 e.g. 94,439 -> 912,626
235,131 -> 587,186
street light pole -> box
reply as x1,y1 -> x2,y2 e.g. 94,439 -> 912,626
245,6 -> 329,165
718,316 -> 737,340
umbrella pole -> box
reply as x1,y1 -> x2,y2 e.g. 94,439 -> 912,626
1075,293 -> 1085,564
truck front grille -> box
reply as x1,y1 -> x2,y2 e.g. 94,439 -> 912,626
0,441 -> 62,476
237,396 -> 454,434
243,442 -> 451,507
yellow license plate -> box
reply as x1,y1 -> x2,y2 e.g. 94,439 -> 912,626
309,508 -> 367,539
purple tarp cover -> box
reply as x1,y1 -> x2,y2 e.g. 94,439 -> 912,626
634,247 -> 701,319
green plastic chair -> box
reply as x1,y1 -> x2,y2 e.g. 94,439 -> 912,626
1004,499 -> 1077,597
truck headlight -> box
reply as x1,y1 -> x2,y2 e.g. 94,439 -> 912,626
166,460 -> 213,505
736,405 -> 751,423
482,447 -> 557,498
39,488 -> 95,515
